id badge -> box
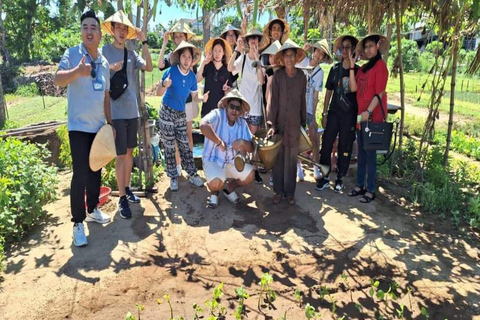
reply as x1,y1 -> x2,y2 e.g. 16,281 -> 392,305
92,79 -> 104,91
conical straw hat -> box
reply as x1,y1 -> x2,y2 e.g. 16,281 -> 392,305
333,35 -> 359,57
261,40 -> 282,56
217,89 -> 251,115
273,39 -> 306,66
312,39 -> 333,64
170,40 -> 202,65
89,124 -> 117,172
355,33 -> 390,60
169,20 -> 195,41
205,37 -> 233,65
102,10 -> 137,40
220,24 -> 241,39
260,18 -> 290,50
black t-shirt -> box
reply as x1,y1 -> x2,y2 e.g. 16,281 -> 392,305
325,62 -> 359,113
201,62 -> 233,117
160,54 -> 198,103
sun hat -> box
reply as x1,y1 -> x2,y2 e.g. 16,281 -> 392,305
261,40 -> 282,56
312,39 -> 333,64
217,89 -> 251,115
169,20 -> 195,41
220,24 -> 241,39
273,39 -> 306,66
89,124 -> 116,172
170,40 -> 202,65
204,37 -> 233,64
355,33 -> 390,60
101,10 -> 137,40
333,35 -> 359,57
260,18 -> 290,50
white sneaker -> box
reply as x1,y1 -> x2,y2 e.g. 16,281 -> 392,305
189,174 -> 204,187
176,165 -> 182,176
297,163 -> 305,181
269,175 -> 274,186
314,166 -> 322,180
73,223 -> 88,247
85,207 -> 111,224
170,178 -> 179,191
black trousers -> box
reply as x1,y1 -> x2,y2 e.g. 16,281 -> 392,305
69,131 -> 101,223
319,109 -> 357,179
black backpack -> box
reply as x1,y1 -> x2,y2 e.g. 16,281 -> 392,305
109,48 -> 128,100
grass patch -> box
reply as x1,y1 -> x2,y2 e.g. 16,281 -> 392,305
7,96 -> 67,127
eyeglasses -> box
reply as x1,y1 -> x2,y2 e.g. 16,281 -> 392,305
341,46 -> 352,51
228,103 -> 242,111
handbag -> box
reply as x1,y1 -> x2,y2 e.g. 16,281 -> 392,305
361,94 -> 393,151
109,48 -> 128,100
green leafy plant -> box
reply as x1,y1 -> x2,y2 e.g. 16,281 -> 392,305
56,124 -> 72,169
258,273 -> 277,311
14,83 -> 39,97
234,286 -> 249,319
294,288 -> 302,307
421,306 -> 430,320
192,302 -> 204,320
204,283 -> 226,318
305,303 -> 321,319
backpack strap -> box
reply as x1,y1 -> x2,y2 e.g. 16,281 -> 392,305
121,48 -> 128,72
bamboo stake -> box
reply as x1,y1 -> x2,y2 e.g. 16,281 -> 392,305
394,2 -> 406,153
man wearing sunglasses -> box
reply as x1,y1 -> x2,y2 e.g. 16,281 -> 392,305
200,90 -> 255,208
54,10 -> 113,247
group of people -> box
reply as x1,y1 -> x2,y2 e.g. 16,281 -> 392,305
54,9 -> 389,247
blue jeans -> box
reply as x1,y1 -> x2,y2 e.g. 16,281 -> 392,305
356,130 -> 377,193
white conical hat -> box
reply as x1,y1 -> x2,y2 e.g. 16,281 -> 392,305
89,124 -> 117,172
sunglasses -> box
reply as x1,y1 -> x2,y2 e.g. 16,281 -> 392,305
341,46 -> 352,51
228,102 -> 242,112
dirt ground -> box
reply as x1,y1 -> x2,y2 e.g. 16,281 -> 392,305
0,167 -> 479,320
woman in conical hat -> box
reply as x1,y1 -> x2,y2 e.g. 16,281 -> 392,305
156,41 -> 208,191
220,24 -> 241,49
197,37 -> 234,118
316,34 -> 359,194
295,39 -> 332,181
347,33 -> 390,203
227,27 -> 267,183
260,18 -> 290,51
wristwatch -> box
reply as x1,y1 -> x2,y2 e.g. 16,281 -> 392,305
367,110 -> 373,117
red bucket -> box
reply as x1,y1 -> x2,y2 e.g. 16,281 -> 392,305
84,186 -> 112,208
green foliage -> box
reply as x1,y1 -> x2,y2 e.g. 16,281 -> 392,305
0,64 -> 21,93
56,124 -> 72,169
205,282 -> 227,318
390,39 -> 421,72
33,27 -> 82,62
0,235 -> 4,271
258,272 -> 277,311
305,302 -> 321,319
467,195 -> 480,228
146,102 -> 159,120
0,138 -> 57,246
147,32 -> 161,49
234,286 -> 249,319
0,120 -> 19,131
14,83 -> 39,97
424,41 -> 444,55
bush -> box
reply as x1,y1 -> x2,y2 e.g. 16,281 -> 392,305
0,63 -> 21,93
390,39 -> 421,72
0,138 -> 58,248
56,124 -> 72,169
14,83 -> 39,97
32,27 -> 81,62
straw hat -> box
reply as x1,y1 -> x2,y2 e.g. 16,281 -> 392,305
333,35 -> 359,57
170,40 -> 202,65
261,40 -> 282,56
243,28 -> 265,50
355,33 -> 390,60
169,20 -> 195,41
273,39 -> 306,66
101,10 -> 137,40
217,89 -> 251,115
312,39 -> 333,64
204,37 -> 233,64
260,18 -> 290,50
220,24 -> 241,39
89,124 -> 116,172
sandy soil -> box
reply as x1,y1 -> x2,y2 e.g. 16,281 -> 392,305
0,168 -> 479,320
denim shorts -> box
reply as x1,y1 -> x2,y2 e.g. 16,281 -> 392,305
306,113 -> 314,126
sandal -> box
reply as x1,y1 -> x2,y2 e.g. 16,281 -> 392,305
286,196 -> 295,205
273,194 -> 282,204
348,186 -> 366,197
208,194 -> 219,208
359,192 -> 376,203
223,189 -> 240,204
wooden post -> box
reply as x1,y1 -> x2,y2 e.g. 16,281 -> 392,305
0,72 -> 6,128
394,2 -> 406,152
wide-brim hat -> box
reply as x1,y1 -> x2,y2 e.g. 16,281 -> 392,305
89,124 -> 116,172
312,39 -> 333,64
356,33 -> 390,60
333,35 -> 359,57
220,24 -> 241,39
217,89 -> 251,115
273,39 -> 306,66
169,21 -> 195,41
101,10 -> 137,40
244,28 -> 265,50
205,37 -> 233,64
260,18 -> 290,50
261,40 -> 282,56
170,40 -> 202,65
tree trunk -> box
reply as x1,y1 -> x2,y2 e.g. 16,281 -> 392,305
394,3 -> 406,152
303,0 -> 310,43
0,72 -> 6,128
443,37 -> 459,166
117,0 -> 124,11
202,7 -> 210,47
0,0 -> 11,64
23,0 -> 38,61
135,5 -> 141,27
384,4 -> 393,64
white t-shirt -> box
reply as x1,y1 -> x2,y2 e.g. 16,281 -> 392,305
298,57 -> 324,115
233,54 -> 263,116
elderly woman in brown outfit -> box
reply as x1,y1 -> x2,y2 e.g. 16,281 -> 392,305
267,40 -> 307,204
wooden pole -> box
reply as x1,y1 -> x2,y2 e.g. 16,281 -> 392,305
394,2 -> 406,153
444,37 -> 460,166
